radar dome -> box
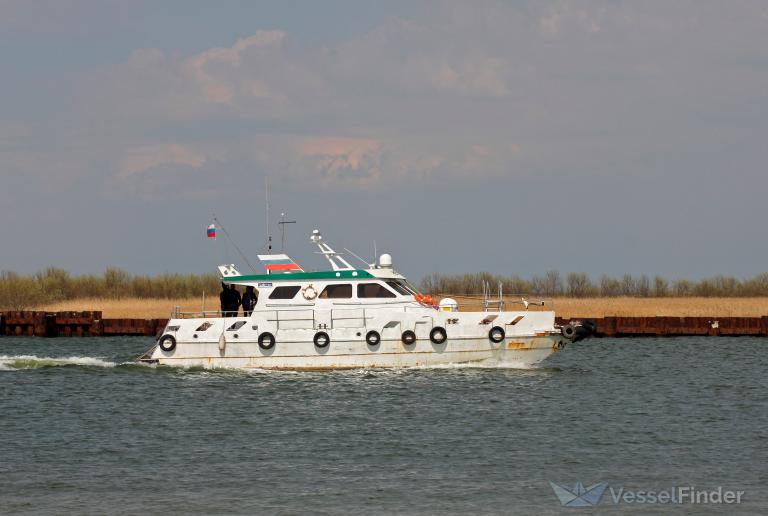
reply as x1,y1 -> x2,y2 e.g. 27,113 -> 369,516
379,253 -> 393,268
439,298 -> 459,312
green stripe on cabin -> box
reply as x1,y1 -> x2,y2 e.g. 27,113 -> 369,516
223,270 -> 375,282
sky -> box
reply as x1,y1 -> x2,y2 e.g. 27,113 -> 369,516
2,0 -> 768,281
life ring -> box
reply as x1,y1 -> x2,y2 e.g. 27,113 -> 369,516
302,284 -> 318,301
314,331 -> 330,348
158,334 -> 176,352
488,326 -> 505,344
401,330 -> 416,346
429,326 -> 447,344
365,330 -> 381,346
258,332 -> 275,350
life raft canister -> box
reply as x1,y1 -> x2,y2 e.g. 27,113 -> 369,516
258,332 -> 276,350
429,326 -> 447,344
488,326 -> 505,343
158,334 -> 176,352
302,284 -> 318,301
414,294 -> 438,308
365,330 -> 381,346
314,331 -> 330,348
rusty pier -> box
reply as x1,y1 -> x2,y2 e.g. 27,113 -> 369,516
556,316 -> 768,337
0,311 -> 167,337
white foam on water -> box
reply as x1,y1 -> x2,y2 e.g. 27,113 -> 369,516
406,360 -> 544,370
0,355 -> 548,373
0,355 -> 117,370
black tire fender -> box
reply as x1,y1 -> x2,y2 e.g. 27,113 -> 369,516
258,332 -> 276,350
401,330 -> 417,346
158,334 -> 176,352
429,326 -> 447,344
365,330 -> 381,346
488,326 -> 505,343
314,331 -> 330,348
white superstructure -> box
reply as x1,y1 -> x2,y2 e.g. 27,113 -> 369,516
141,231 -> 581,369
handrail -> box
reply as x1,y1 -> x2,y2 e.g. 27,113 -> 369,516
171,309 -> 231,319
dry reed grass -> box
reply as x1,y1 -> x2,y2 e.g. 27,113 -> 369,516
39,296 -> 768,318
452,296 -> 768,317
40,297 -> 207,319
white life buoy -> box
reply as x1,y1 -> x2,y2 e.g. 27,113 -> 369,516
302,284 -> 318,301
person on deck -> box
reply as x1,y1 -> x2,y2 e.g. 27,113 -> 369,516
242,286 -> 258,316
227,285 -> 242,317
219,282 -> 228,316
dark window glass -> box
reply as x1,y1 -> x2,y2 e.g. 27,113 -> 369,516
226,321 -> 247,331
358,283 -> 397,298
386,280 -> 412,296
403,281 -> 421,295
319,284 -> 352,299
269,286 -> 301,299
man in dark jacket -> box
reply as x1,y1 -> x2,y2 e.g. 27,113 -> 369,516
227,285 -> 242,317
219,282 -> 228,315
242,286 -> 258,316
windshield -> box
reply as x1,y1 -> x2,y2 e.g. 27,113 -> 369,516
386,280 -> 420,296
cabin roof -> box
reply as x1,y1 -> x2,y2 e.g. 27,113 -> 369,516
223,269 -> 376,283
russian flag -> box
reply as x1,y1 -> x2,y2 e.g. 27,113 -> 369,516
207,223 -> 216,239
257,254 -> 303,273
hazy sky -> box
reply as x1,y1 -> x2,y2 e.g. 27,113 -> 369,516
2,1 -> 768,280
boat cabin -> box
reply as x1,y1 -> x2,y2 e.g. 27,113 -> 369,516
223,269 -> 421,311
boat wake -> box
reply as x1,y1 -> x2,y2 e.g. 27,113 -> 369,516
406,361 -> 554,371
0,354 -> 557,373
0,355 -> 119,370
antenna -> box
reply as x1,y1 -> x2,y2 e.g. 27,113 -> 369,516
278,212 -> 297,252
343,247 -> 373,268
373,240 -> 378,266
310,229 -> 354,271
265,177 -> 272,251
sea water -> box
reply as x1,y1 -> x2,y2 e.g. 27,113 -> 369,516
1,336 -> 766,515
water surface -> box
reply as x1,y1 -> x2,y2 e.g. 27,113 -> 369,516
1,337 -> 766,514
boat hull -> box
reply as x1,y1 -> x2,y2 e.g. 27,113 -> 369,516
151,335 -> 566,370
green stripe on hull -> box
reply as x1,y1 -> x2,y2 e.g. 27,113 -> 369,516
224,269 -> 375,282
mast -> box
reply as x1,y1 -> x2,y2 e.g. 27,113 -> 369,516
265,177 -> 272,252
278,212 -> 297,252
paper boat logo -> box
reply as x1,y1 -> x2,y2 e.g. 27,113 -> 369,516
549,481 -> 609,507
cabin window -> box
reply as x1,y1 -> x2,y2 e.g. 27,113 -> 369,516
226,321 -> 247,331
269,285 -> 301,299
319,284 -> 352,299
358,282 -> 396,298
385,280 -> 412,296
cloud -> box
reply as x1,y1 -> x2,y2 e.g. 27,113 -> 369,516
538,3 -> 604,36
119,144 -> 206,178
433,58 -> 509,96
62,0 -> 768,199
188,31 -> 286,104
300,137 -> 380,169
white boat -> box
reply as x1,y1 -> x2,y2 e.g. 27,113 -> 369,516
140,230 -> 589,370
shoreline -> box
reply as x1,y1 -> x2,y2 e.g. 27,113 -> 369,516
2,297 -> 768,338
32,296 -> 768,319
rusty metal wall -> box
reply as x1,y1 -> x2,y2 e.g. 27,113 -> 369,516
0,311 -> 166,337
556,316 -> 768,337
